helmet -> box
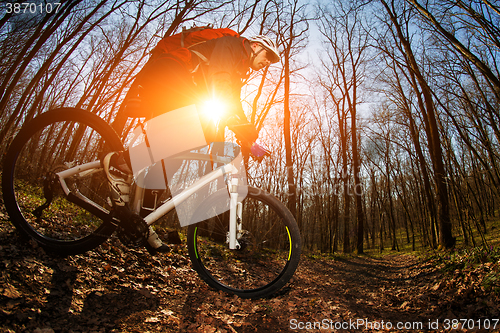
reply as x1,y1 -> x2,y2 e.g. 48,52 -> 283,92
247,35 -> 280,63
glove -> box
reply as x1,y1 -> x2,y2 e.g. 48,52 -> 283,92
250,142 -> 267,157
250,142 -> 269,162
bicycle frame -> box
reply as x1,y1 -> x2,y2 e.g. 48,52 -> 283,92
55,153 -> 244,250
2,107 -> 300,299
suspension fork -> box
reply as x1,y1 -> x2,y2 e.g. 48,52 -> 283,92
227,176 -> 243,250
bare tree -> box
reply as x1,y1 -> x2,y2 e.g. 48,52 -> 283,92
275,0 -> 309,219
379,0 -> 455,248
405,0 -> 500,100
317,0 -> 369,253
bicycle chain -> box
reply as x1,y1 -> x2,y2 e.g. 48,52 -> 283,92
65,163 -> 157,248
67,167 -> 150,247
77,177 -> 150,248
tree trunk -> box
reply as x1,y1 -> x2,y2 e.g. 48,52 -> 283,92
381,0 -> 455,248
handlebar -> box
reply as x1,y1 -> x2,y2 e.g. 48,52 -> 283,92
226,118 -> 270,162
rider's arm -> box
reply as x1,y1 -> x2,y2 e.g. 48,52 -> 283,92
191,37 -> 259,144
202,37 -> 251,123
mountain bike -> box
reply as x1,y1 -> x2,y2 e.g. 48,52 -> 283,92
1,107 -> 301,299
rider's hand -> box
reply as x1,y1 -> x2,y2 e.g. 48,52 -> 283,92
250,142 -> 269,162
250,142 -> 266,157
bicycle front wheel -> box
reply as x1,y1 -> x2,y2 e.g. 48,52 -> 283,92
2,108 -> 124,255
187,186 -> 301,298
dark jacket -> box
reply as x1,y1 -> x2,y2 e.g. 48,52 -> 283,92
127,35 -> 257,143
189,36 -> 252,123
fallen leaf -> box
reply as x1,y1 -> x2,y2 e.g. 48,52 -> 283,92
145,316 -> 160,323
431,282 -> 441,291
3,284 -> 21,299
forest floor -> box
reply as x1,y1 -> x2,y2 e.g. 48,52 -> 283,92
1,210 -> 500,332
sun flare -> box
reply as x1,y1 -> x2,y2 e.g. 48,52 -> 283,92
202,99 -> 226,123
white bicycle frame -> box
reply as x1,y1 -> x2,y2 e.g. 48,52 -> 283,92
55,152 -> 244,250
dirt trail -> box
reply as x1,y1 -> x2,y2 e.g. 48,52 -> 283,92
1,216 -> 498,332
299,255 -> 436,323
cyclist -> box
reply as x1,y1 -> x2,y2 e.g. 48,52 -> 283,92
102,34 -> 280,254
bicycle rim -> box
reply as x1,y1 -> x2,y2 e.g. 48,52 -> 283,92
2,108 -> 123,254
188,186 -> 301,298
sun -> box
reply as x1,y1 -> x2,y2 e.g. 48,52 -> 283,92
202,99 -> 227,124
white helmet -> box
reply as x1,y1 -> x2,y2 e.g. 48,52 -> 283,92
247,35 -> 280,63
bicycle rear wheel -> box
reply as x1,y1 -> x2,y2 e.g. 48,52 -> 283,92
187,186 -> 301,298
2,108 -> 124,255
